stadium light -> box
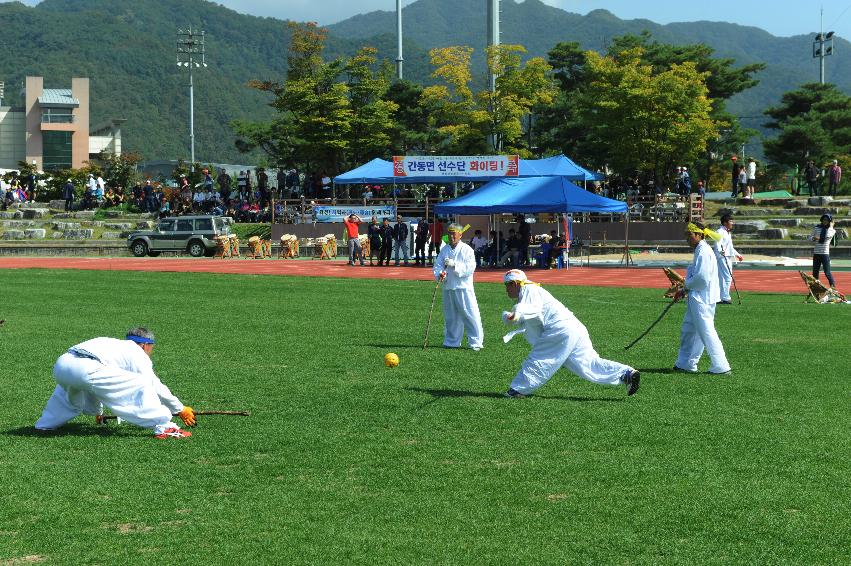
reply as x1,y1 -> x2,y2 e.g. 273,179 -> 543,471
176,26 -> 208,170
812,8 -> 835,84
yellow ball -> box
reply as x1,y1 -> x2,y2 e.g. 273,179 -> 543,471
384,352 -> 400,368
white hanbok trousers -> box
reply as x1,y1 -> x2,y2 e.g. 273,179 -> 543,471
442,288 -> 484,349
510,320 -> 632,394
675,298 -> 730,373
35,353 -> 174,430
717,256 -> 733,302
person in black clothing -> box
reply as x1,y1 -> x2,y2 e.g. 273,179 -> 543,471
142,180 -> 155,213
132,183 -> 143,209
62,179 -> 75,211
414,218 -> 429,266
392,214 -> 410,266
378,218 -> 394,266
517,216 -> 531,267
730,156 -> 741,198
217,169 -> 231,202
804,160 -> 819,197
367,216 -> 383,266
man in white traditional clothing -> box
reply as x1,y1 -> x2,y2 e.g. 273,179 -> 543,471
433,223 -> 483,350
674,222 -> 731,374
35,327 -> 196,439
501,269 -> 640,398
714,214 -> 743,305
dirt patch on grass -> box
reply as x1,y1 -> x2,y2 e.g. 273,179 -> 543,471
1,556 -> 47,565
103,522 -> 153,534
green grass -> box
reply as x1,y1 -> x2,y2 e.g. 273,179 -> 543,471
0,269 -> 849,564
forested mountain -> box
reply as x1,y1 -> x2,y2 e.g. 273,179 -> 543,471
1,0 -> 847,163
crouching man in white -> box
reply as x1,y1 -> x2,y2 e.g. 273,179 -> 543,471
35,327 -> 197,439
501,269 -> 639,398
433,223 -> 484,350
675,223 -> 731,374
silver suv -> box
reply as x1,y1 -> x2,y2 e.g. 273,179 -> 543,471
127,216 -> 232,257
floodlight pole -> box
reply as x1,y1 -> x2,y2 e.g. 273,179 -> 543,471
396,0 -> 403,80
177,27 -> 207,171
812,8 -> 834,84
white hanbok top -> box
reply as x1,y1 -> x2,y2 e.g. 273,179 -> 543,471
685,240 -> 720,305
433,241 -> 477,290
507,284 -> 582,345
69,337 -> 184,413
714,226 -> 739,258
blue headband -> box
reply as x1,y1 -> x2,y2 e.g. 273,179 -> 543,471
126,335 -> 155,345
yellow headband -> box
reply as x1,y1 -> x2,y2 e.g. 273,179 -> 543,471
686,222 -> 721,242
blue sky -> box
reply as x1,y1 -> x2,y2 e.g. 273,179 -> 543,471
5,1 -> 851,39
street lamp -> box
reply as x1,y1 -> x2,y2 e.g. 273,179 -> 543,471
176,27 -> 207,171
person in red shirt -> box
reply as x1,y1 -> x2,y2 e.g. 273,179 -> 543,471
427,218 -> 444,266
343,214 -> 364,266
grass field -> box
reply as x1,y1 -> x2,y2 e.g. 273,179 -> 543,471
0,269 -> 849,564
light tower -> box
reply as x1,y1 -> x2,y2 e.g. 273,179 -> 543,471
176,27 -> 207,170
396,0 -> 404,80
486,0 -> 500,93
812,8 -> 835,84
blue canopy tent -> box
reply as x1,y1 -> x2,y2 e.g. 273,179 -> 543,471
434,176 -> 629,267
434,176 -> 626,215
332,154 -> 600,185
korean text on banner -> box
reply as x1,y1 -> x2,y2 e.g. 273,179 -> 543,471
314,205 -> 397,223
393,155 -> 519,178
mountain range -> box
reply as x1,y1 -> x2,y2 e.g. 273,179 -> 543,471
0,0 -> 847,164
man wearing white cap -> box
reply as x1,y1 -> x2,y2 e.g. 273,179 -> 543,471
501,269 -> 639,397
35,327 -> 196,439
433,223 -> 483,350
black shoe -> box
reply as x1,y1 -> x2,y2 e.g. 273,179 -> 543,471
672,365 -> 694,373
504,388 -> 527,399
623,370 -> 640,396
717,300 -> 733,305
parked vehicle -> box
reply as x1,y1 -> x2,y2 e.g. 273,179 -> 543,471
127,215 -> 232,257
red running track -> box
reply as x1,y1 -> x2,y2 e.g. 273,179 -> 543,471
1,257 -> 846,293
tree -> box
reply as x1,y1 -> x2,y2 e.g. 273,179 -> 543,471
384,80 -> 431,154
421,44 -> 555,155
533,42 -> 588,159
763,83 -> 851,167
344,48 -> 398,165
233,22 -> 352,174
100,151 -> 143,190
578,47 -> 715,185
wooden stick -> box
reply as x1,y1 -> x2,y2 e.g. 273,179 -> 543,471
99,410 -> 250,421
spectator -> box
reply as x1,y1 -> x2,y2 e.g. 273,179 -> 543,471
132,182 -> 143,209
343,213 -> 364,266
143,180 -> 155,213
363,186 -> 373,201
392,214 -> 410,266
804,160 -> 819,196
738,167 -> 748,199
321,172 -> 332,197
500,229 -> 521,267
470,229 -> 488,267
811,213 -> 837,288
517,216 -> 531,266
62,178 -> 75,211
414,218 -> 429,266
746,158 -> 756,198
217,169 -> 231,201
202,169 -> 213,192
277,168 -> 287,199
378,218 -> 393,266
427,218 -> 444,266
730,156 -> 741,198
257,168 -> 269,202
367,216 -> 383,266
827,160 -> 842,197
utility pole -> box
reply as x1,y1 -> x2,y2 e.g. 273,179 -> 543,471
177,27 -> 207,170
812,8 -> 835,84
486,0 -> 500,150
396,0 -> 404,81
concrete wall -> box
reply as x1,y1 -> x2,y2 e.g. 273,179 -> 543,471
0,106 -> 26,169
70,78 -> 89,169
24,76 -> 42,169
